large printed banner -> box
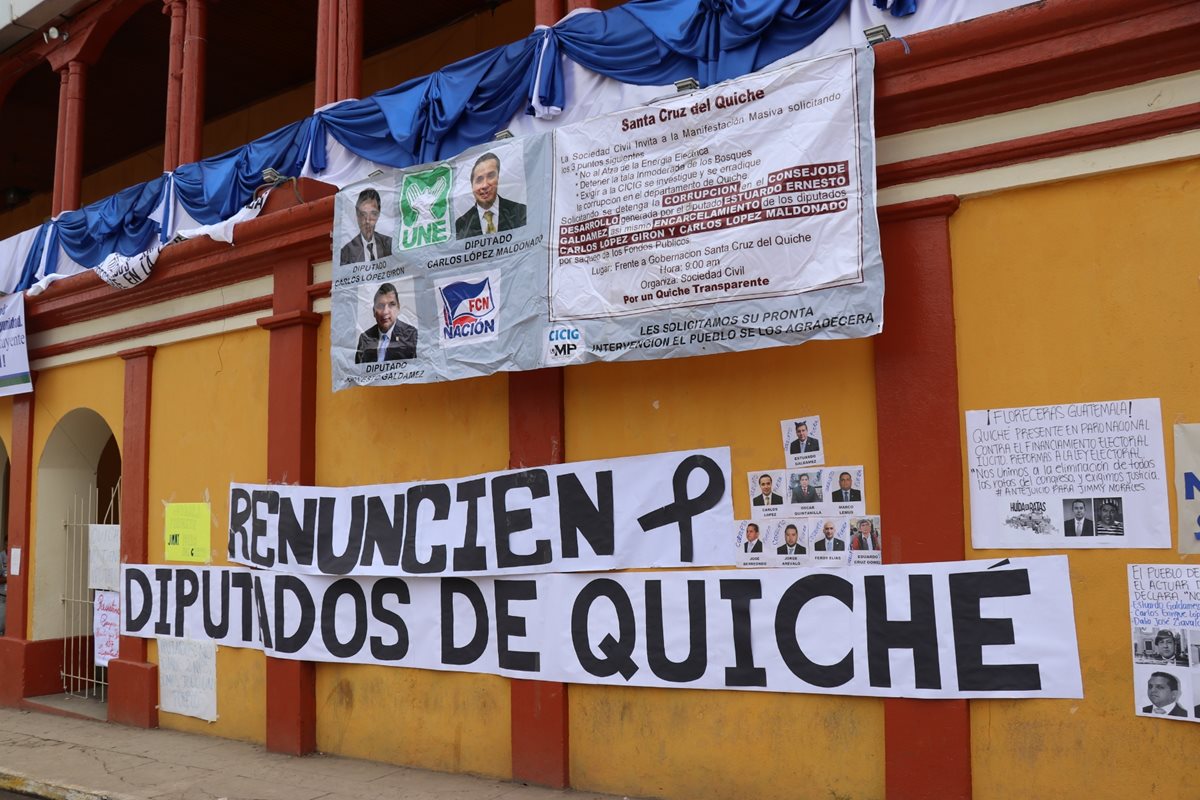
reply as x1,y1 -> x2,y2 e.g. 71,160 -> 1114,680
966,398 -> 1170,549
0,293 -> 32,397
228,448 -> 734,576
330,48 -> 880,389
124,556 -> 1081,699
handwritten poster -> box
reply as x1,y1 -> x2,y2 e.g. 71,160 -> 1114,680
93,591 -> 120,667
157,637 -> 217,722
1127,564 -> 1200,722
967,399 -> 1169,549
87,524 -> 120,591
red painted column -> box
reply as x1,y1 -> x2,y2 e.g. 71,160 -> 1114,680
51,70 -> 69,216
565,0 -> 597,10
178,0 -> 206,163
0,392 -> 60,706
509,2 -> 569,788
108,347 -> 159,728
257,257 -> 321,755
336,0 -> 362,101
314,0 -> 336,107
60,61 -> 87,212
875,196 -> 971,800
162,0 -> 186,171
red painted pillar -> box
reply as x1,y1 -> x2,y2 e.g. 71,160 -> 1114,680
509,2 -> 569,787
179,0 -> 207,163
336,0 -> 362,101
314,0 -> 336,107
875,196 -> 971,800
59,61 -> 87,212
107,347 -> 159,728
51,70 -> 69,216
0,392 -> 60,707
162,0 -> 186,171
257,257 -> 321,755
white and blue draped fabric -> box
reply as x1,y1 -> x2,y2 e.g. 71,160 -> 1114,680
0,0 -> 1023,294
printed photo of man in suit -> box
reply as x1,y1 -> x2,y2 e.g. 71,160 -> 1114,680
1063,499 -> 1094,537
455,152 -> 526,239
789,420 -> 819,454
776,523 -> 804,555
1143,671 -> 1188,717
791,472 -> 819,504
832,471 -> 862,503
850,518 -> 880,551
341,188 -> 392,264
355,282 -> 417,364
752,474 -> 783,507
814,520 -> 845,551
744,522 -> 763,553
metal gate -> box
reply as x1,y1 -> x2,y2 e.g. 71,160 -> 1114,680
61,479 -> 119,701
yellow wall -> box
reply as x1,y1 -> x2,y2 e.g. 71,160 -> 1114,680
563,344 -> 885,800
26,358 -> 123,639
146,328 -> 270,742
311,316 -> 513,777
952,157 -> 1200,797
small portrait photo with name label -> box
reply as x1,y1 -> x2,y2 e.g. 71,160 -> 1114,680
339,184 -> 395,266
782,416 -> 824,468
749,470 -> 787,519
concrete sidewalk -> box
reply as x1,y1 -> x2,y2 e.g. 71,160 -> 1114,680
0,707 -> 631,800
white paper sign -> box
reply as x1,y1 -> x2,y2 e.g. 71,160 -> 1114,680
94,591 -> 120,667
88,524 -> 121,591
10,547 -> 19,576
782,416 -> 824,468
126,557 -> 1082,700
0,293 -> 32,397
1173,424 -> 1200,555
158,637 -> 218,722
1127,564 -> 1200,722
967,398 -> 1169,549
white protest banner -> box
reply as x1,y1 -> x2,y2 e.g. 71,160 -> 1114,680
157,637 -> 217,722
329,49 -> 881,389
94,591 -> 120,667
1174,424 -> 1200,555
0,293 -> 32,397
549,48 -> 881,360
88,524 -> 121,591
121,565 -> 263,650
966,398 -> 1169,549
125,557 -> 1081,700
228,447 -> 733,577
1127,564 -> 1200,722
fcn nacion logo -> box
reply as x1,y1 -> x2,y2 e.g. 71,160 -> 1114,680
438,274 -> 499,345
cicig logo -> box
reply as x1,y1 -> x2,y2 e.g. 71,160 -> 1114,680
438,271 -> 500,346
398,164 -> 452,250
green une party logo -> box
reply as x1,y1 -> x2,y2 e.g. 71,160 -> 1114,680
399,164 -> 452,249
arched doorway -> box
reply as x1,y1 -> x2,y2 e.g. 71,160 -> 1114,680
31,408 -> 119,714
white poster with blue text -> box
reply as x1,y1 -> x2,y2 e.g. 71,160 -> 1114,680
0,293 -> 32,397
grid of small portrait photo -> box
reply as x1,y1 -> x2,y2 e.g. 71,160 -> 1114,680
1132,626 -> 1199,722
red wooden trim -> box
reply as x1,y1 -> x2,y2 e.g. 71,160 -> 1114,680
108,345 -> 158,727
874,196 -> 970,800
307,280 -> 332,301
162,0 -> 186,171
44,0 -> 152,71
60,61 -> 86,212
179,0 -> 206,164
874,0 -> 1200,137
880,102 -> 1200,188
24,195 -> 334,332
28,295 -> 273,361
261,256 -> 318,755
538,0 -> 566,22
4,392 -> 33,641
509,368 -> 568,788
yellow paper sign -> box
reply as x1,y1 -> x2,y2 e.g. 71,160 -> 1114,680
165,503 -> 211,563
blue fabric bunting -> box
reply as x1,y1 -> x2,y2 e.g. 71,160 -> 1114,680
33,0 -> 919,283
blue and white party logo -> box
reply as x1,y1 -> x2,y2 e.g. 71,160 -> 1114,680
437,270 -> 501,345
